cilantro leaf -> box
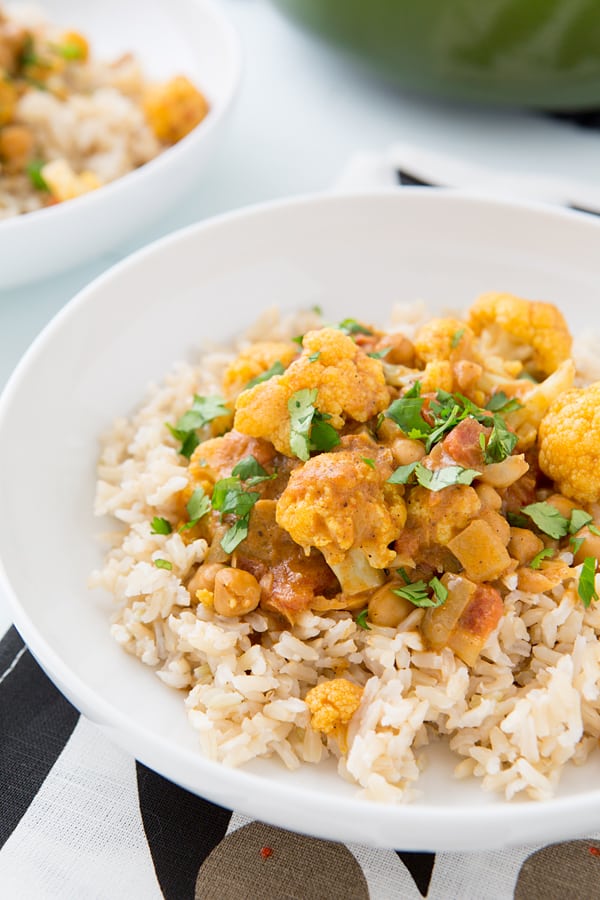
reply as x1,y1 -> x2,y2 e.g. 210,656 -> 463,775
288,388 -> 317,461
53,41 -> 85,60
590,525 -> 600,537
570,536 -> 585,555
367,347 -> 391,360
175,394 -> 229,432
231,455 -> 278,488
338,318 -> 373,336
521,502 -> 570,540
483,415 -> 518,463
485,392 -> 523,414
404,381 -> 422,399
308,352 -> 321,363
165,423 -> 199,459
415,463 -> 479,492
26,159 -> 49,192
429,577 -> 448,606
246,360 -> 285,389
179,488 -> 212,532
569,509 -> 593,535
151,516 -> 172,535
450,328 -> 465,349
361,457 -> 376,469
393,575 -> 448,608
220,518 -> 251,554
387,461 -> 418,484
397,567 -> 412,585
578,557 -> 599,608
355,609 -> 371,630
507,512 -> 529,528
529,548 -> 554,569
309,414 -> 341,453
154,558 -> 173,570
384,396 -> 431,439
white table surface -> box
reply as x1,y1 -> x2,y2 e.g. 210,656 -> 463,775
1,0 -> 600,636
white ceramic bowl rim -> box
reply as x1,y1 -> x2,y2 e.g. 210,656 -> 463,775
2,189 -> 600,851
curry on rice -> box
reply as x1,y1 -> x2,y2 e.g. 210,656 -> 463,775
92,293 -> 600,802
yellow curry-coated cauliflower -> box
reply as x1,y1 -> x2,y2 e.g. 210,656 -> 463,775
143,75 -> 209,144
276,434 -> 406,593
305,678 -> 363,741
467,292 -> 572,379
221,341 -> 298,401
413,317 -> 475,364
538,382 -> 600,503
234,328 -> 390,456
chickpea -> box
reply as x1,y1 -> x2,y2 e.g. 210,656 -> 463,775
508,527 -> 544,566
0,124 -> 33,172
367,583 -> 414,627
547,493 -> 578,519
573,528 -> 600,566
0,78 -> 17,127
475,482 -> 502,512
187,562 -> 225,596
390,437 -> 426,467
213,567 -> 261,617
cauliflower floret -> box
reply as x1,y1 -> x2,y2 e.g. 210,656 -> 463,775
413,317 -> 474,364
222,341 -> 298,401
234,328 -> 390,457
468,292 -> 572,379
276,434 -> 406,594
538,381 -> 600,503
305,678 -> 363,749
143,75 -> 209,144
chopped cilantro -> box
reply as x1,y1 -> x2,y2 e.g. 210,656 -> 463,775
429,577 -> 448,606
518,371 -> 538,383
211,475 -> 260,553
569,509 -> 593,535
362,457 -> 376,469
397,567 -> 412,585
168,394 -> 229,458
288,388 -> 317,461
485,391 -> 523,414
231,455 -> 276,486
507,512 -> 529,528
309,413 -> 340,453
292,334 -> 304,346
20,34 -> 40,67
387,461 -> 418,485
355,609 -> 371,630
338,318 -> 373,336
246,360 -> 285,389
393,575 -> 448,608
311,304 -> 323,316
308,352 -> 321,363
570,536 -> 585,555
578,557 -> 599,608
53,41 -> 85,60
415,463 -> 480,492
450,328 -> 465,349
590,525 -> 600,537
384,395 -> 430,439
521,502 -> 570,540
179,488 -> 212,532
26,159 -> 49,192
529,548 -> 554,570
151,516 -> 172,535
367,347 -> 391,360
220,518 -> 251,554
404,381 -> 422,399
154,558 -> 172,571
483,415 -> 518,464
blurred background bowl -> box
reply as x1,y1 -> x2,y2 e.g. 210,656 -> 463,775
270,0 -> 600,109
1,0 -> 240,289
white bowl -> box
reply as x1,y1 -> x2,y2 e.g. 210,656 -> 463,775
0,0 -> 241,288
1,191 -> 600,852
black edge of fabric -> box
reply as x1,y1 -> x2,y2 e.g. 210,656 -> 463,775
136,761 -> 232,900
396,849 -> 436,897
0,626 -> 80,849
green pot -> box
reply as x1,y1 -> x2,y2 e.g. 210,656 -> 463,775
270,0 -> 600,109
